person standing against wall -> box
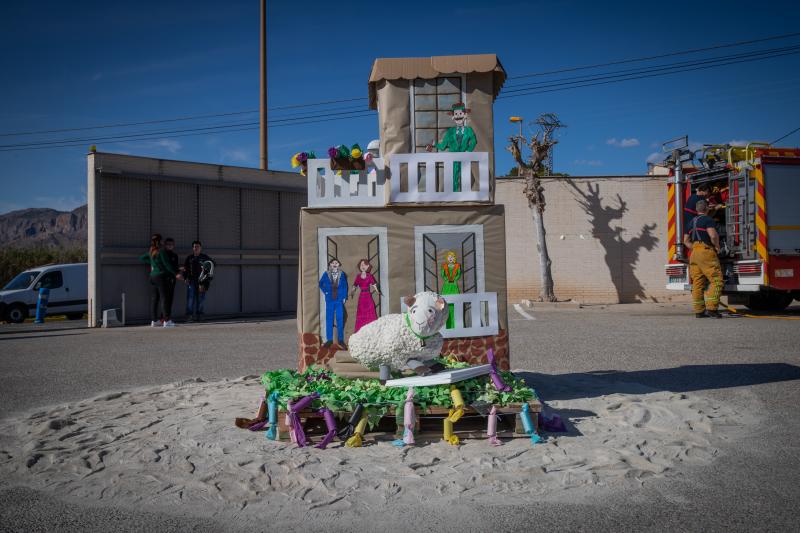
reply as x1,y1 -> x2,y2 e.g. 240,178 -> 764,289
160,238 -> 181,327
183,240 -> 215,321
138,234 -> 180,328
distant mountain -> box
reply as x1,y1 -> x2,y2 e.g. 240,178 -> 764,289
0,205 -> 87,248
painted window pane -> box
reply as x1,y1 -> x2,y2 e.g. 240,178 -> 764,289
437,93 -> 461,111
414,79 -> 437,95
415,129 -> 436,147
415,111 -> 437,128
414,94 -> 436,110
412,76 -> 465,153
439,77 -> 462,94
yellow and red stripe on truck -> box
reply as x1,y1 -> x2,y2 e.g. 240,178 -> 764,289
667,182 -> 676,261
753,163 -> 769,285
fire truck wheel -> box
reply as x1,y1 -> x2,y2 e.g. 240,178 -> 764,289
745,291 -> 794,312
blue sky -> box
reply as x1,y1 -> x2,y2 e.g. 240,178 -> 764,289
1,0 -> 799,214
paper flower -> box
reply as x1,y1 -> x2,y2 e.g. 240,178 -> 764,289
337,144 -> 350,158
364,152 -> 373,164
290,152 -> 301,168
328,147 -> 338,159
296,152 -> 308,163
308,151 -> 316,159
351,144 -> 362,159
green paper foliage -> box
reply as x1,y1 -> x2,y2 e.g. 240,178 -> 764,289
260,359 -> 537,414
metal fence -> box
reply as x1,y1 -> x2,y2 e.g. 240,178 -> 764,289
87,152 -> 306,325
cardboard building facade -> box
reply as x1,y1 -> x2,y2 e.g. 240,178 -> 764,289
297,54 -> 511,371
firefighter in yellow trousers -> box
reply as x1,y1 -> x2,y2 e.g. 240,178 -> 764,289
683,199 -> 723,318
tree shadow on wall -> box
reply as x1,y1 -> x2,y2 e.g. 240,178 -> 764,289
566,181 -> 659,303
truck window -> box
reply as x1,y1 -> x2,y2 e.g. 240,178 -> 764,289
37,271 -> 63,290
3,271 -> 41,290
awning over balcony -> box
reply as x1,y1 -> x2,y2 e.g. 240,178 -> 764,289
368,54 -> 507,109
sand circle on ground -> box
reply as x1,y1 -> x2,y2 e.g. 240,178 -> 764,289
0,374 -> 748,517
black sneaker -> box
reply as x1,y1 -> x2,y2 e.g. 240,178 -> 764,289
706,310 -> 722,318
695,312 -> 708,318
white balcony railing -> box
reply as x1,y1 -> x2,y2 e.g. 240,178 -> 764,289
307,158 -> 386,208
400,291 -> 498,339
389,151 -> 490,203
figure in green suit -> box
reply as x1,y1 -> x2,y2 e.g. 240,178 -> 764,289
426,102 -> 477,192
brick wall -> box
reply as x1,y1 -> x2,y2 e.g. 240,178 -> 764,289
497,176 -> 689,304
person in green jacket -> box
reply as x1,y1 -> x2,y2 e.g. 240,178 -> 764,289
426,102 -> 477,192
139,234 -> 182,327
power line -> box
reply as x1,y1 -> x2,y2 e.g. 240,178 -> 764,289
498,48 -> 800,100
503,44 -> 800,93
3,31 -> 797,140
0,98 -> 368,138
0,109 -> 376,150
506,31 -> 800,81
772,126 -> 800,144
0,112 -> 376,153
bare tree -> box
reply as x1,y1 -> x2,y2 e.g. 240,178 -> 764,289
507,114 -> 565,302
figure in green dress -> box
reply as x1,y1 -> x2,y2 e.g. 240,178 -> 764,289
426,102 -> 477,192
440,251 -> 461,329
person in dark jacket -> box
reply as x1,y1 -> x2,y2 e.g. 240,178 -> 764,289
139,234 -> 181,327
183,240 -> 214,321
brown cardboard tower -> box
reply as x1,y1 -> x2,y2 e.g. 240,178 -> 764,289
297,54 -> 511,372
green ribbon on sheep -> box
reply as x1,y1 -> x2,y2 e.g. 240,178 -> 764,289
260,362 -> 537,414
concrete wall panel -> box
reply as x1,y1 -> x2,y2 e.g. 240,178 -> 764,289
88,152 -> 306,325
497,177 -> 689,304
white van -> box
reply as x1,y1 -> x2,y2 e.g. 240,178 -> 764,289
0,263 -> 88,323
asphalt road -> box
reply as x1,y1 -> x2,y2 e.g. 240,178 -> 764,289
1,303 -> 799,531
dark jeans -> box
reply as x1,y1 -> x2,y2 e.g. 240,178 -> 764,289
186,282 -> 206,316
150,275 -> 175,321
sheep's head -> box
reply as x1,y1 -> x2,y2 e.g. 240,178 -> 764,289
403,291 -> 448,337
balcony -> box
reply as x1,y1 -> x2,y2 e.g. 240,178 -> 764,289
306,158 -> 386,208
389,151 -> 490,203
401,291 -> 498,339
306,152 -> 491,208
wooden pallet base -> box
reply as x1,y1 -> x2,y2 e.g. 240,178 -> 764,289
274,402 -> 541,443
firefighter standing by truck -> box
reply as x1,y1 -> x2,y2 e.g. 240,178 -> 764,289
683,199 -> 723,318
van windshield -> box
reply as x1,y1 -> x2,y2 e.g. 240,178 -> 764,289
3,271 -> 41,290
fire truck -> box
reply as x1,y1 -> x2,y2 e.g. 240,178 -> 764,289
663,138 -> 800,311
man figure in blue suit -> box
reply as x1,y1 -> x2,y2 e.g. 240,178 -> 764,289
319,258 -> 348,348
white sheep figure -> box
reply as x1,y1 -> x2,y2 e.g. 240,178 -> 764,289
348,291 -> 448,381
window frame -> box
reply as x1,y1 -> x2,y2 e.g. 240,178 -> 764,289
409,75 -> 468,154
413,224 -> 485,295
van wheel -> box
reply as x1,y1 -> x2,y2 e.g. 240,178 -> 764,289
6,303 -> 28,323
745,291 -> 793,312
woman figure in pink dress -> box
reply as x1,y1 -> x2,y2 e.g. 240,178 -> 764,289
351,259 -> 378,333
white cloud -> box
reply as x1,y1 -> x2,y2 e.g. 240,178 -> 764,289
646,152 -> 666,164
152,139 -> 182,153
573,159 -> 603,167
220,147 -> 252,164
728,139 -> 750,147
607,137 -> 640,148
111,139 -> 181,154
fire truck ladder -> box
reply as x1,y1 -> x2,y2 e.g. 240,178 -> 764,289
725,169 -> 755,258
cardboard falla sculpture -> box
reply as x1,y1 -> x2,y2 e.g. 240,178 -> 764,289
238,54 -> 547,447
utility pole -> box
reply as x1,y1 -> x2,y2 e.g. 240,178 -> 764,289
259,0 -> 268,170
